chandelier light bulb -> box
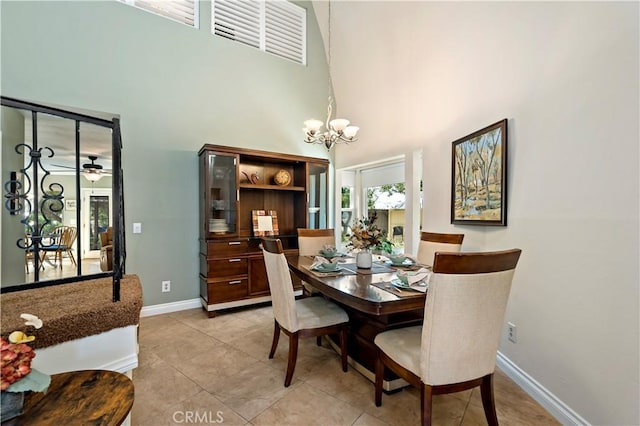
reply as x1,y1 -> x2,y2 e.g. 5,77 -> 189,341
303,98 -> 359,150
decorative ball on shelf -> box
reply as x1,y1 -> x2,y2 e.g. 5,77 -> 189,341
273,169 -> 292,186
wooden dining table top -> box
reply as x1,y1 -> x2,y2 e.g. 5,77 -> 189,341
287,256 -> 426,316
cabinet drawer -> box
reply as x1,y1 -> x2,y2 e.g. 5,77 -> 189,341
208,278 -> 248,303
206,240 -> 249,257
204,257 -> 248,277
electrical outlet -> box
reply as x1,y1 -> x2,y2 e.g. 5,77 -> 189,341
507,322 -> 517,343
162,280 -> 171,293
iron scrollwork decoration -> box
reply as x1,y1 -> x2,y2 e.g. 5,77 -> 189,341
4,128 -> 66,280
1,96 -> 124,301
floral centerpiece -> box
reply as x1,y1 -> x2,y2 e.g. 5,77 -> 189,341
1,314 -> 51,420
347,213 -> 393,254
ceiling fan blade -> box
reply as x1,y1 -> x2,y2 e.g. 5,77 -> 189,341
51,164 -> 76,170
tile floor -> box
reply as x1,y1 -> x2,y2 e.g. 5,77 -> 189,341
131,306 -> 560,426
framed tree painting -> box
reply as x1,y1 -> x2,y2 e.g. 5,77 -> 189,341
451,119 -> 508,226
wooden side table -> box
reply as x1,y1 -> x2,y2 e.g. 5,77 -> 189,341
3,370 -> 134,426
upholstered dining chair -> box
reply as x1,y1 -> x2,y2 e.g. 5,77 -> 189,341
100,227 -> 114,271
297,228 -> 336,295
374,249 -> 522,426
261,237 -> 349,387
416,231 -> 465,267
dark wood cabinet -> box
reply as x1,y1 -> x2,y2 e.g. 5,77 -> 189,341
199,144 -> 329,316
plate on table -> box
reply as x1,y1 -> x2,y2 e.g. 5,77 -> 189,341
390,279 -> 427,292
389,259 -> 415,267
319,251 -> 345,260
312,263 -> 342,273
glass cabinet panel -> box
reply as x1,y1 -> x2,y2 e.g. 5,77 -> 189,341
308,162 -> 328,229
206,152 -> 238,236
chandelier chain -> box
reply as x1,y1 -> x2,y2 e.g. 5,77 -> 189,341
302,0 -> 359,150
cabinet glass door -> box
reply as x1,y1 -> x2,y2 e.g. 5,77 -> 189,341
308,163 -> 328,229
207,152 -> 238,236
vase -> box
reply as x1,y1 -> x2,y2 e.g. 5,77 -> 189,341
1,391 -> 25,421
356,250 -> 373,269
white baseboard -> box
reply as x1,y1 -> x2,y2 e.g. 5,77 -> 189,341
140,298 -> 201,317
496,351 -> 589,426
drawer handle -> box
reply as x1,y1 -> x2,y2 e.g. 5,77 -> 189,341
228,258 -> 242,263
228,241 -> 241,246
228,280 -> 242,285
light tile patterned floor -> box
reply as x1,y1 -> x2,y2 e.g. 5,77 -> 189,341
131,307 -> 559,426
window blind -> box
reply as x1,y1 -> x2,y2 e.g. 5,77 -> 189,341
212,0 -> 306,65
119,0 -> 199,28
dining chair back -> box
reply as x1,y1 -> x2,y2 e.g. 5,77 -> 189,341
24,235 -> 39,273
297,228 -> 336,256
262,237 -> 349,387
40,226 -> 77,268
374,248 -> 522,425
297,228 -> 336,295
416,231 -> 465,266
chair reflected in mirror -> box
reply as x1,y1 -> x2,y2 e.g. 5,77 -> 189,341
39,226 -> 77,269
24,235 -> 41,273
100,227 -> 113,271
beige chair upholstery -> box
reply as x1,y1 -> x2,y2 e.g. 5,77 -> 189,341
374,249 -> 522,426
297,228 -> 336,256
297,228 -> 335,295
416,231 -> 465,267
261,237 -> 349,387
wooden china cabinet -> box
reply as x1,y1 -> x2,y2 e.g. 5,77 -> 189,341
198,144 -> 329,317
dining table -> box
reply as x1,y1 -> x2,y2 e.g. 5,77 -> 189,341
287,255 -> 428,390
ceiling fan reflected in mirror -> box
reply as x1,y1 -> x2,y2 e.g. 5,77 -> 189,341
49,155 -> 112,181
83,155 -> 105,182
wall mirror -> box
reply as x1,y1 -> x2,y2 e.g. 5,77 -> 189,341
1,97 -> 124,299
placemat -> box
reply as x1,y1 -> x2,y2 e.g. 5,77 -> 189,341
371,281 -> 425,298
339,262 -> 394,275
303,265 -> 356,278
387,263 -> 424,271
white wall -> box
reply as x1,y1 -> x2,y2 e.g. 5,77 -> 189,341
329,2 -> 639,424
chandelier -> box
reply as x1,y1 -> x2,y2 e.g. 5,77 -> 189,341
303,1 -> 359,150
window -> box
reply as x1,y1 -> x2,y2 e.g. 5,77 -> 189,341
212,0 -> 306,65
119,0 -> 199,28
337,154 -> 423,255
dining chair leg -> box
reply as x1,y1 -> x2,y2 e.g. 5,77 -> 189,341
421,384 -> 433,426
268,320 -> 280,359
68,249 -> 76,266
340,324 -> 348,372
316,336 -> 322,346
374,353 -> 384,407
480,373 -> 499,426
284,332 -> 299,387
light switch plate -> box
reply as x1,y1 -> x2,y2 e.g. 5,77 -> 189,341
133,222 -> 142,234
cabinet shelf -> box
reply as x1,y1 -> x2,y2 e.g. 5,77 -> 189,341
239,183 -> 305,191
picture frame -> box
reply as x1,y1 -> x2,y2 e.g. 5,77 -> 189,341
451,119 -> 508,226
65,199 -> 77,211
252,210 -> 279,237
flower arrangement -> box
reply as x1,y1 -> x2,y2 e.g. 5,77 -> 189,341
347,213 -> 393,254
1,314 -> 50,393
